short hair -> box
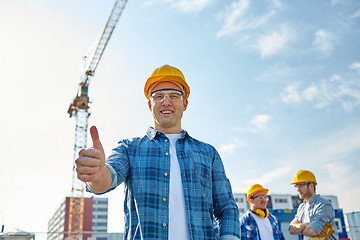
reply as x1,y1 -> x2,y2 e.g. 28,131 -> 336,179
308,182 -> 316,193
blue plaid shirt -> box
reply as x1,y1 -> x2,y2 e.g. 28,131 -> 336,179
294,195 -> 338,240
90,127 -> 240,240
240,210 -> 285,240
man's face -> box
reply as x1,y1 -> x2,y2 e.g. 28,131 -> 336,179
294,182 -> 313,200
249,191 -> 268,210
148,81 -> 188,134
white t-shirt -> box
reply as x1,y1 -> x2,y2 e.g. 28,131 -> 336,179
166,134 -> 189,240
301,202 -> 310,240
250,211 -> 274,240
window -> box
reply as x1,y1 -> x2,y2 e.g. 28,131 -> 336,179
93,222 -> 107,226
93,208 -> 108,211
275,198 -> 287,203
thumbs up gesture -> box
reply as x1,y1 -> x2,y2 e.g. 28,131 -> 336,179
76,126 -> 106,183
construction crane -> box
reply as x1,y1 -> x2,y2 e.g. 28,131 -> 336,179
67,1 -> 127,239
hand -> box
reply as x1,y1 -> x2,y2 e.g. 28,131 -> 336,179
293,219 -> 301,224
75,126 -> 105,183
317,229 -> 327,238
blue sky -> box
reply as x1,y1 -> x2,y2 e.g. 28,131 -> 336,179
0,0 -> 359,238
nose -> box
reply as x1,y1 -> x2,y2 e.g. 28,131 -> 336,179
161,95 -> 172,105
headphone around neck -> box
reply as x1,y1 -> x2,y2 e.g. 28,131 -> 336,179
252,209 -> 269,218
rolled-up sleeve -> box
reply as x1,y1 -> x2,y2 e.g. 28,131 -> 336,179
86,141 -> 130,194
310,202 -> 334,234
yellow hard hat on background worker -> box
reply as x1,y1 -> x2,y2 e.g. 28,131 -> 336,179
144,64 -> 190,100
247,184 -> 269,202
291,170 -> 317,185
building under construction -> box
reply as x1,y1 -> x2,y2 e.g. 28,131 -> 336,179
47,197 -> 108,240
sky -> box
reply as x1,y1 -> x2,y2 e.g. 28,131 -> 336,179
0,0 -> 359,238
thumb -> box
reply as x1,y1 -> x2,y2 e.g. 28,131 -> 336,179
90,126 -> 104,153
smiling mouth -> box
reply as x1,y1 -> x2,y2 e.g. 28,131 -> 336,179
161,110 -> 173,114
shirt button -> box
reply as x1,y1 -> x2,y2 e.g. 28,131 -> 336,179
165,139 -> 168,142
163,198 -> 167,202
165,152 -> 169,156
164,172 -> 168,177
163,223 -> 166,227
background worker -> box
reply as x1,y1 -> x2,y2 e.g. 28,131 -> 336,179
240,184 -> 285,240
75,64 -> 240,239
289,170 -> 338,240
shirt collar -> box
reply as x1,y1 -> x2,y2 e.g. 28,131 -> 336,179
146,126 -> 188,140
308,194 -> 320,206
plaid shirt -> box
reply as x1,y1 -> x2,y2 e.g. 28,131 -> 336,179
90,127 -> 240,240
240,210 -> 285,240
294,195 -> 338,240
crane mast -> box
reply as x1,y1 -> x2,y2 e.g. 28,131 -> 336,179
67,1 -> 127,239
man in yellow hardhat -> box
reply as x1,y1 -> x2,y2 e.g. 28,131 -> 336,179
75,65 -> 240,239
240,184 -> 285,240
289,170 -> 338,240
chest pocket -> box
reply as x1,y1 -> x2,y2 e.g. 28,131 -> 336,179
188,151 -> 212,190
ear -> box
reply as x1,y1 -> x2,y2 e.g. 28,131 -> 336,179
148,100 -> 152,111
183,99 -> 188,111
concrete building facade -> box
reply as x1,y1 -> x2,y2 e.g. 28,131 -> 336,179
346,211 -> 360,240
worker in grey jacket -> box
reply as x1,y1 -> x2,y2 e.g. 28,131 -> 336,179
289,170 -> 338,240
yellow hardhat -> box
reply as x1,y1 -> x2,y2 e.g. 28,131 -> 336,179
247,184 -> 269,202
144,64 -> 190,100
291,170 -> 317,185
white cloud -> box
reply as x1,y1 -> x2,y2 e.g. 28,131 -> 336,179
281,74 -> 360,112
142,0 -> 169,8
216,0 -> 282,39
218,138 -> 244,156
243,167 -> 291,187
216,0 -> 291,58
250,114 -> 272,130
331,0 -> 342,6
312,29 -> 335,54
231,114 -> 276,137
269,0 -> 284,9
284,123 -> 360,177
255,63 -> 297,83
322,160 -> 350,192
280,83 -> 301,103
349,62 -> 360,72
172,0 -> 215,12
256,23 -> 295,58
142,0 -> 214,12
310,74 -> 360,111
216,0 -> 251,38
351,8 -> 360,18
303,84 -> 318,101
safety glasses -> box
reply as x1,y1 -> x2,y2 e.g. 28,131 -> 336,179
150,89 -> 184,103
